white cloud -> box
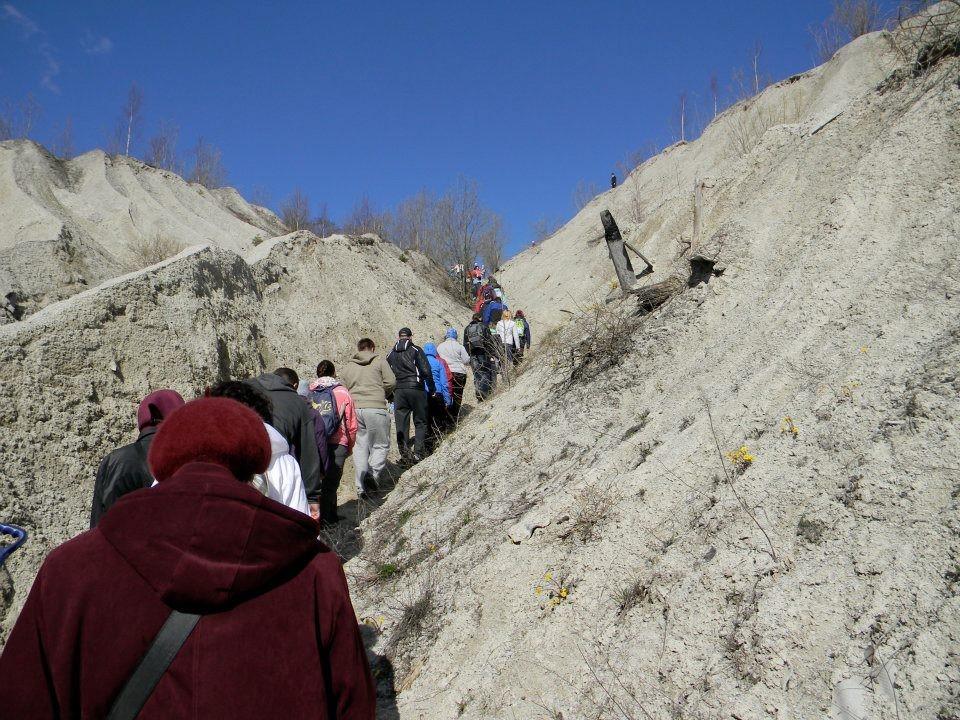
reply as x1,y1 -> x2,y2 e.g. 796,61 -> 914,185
82,31 -> 112,55
3,3 -> 39,37
2,4 -> 61,93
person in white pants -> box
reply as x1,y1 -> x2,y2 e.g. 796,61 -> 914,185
338,337 -> 397,498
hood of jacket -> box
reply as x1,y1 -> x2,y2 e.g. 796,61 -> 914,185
98,461 -> 321,612
309,376 -> 341,392
351,350 -> 377,366
254,372 -> 295,394
264,422 -> 290,458
393,338 -> 414,353
423,342 -> 438,357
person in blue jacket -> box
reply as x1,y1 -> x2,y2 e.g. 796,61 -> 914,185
423,342 -> 451,452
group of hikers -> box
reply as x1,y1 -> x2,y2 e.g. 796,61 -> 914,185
0,311 -> 533,718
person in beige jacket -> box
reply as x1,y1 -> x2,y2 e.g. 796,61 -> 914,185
339,338 -> 396,498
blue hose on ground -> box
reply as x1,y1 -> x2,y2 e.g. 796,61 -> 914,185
0,524 -> 27,566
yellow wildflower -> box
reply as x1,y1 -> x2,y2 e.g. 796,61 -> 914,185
535,586 -> 543,595
559,588 -> 569,599
544,572 -> 553,582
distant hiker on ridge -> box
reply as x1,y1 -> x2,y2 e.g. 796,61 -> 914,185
387,327 -> 436,464
611,172 -> 617,188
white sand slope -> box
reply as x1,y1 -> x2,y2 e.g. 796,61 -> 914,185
0,141 -> 286,312
345,16 -> 960,720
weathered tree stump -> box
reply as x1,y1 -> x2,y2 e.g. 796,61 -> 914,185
631,275 -> 685,314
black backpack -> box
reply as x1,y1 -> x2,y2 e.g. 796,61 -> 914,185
463,322 -> 489,355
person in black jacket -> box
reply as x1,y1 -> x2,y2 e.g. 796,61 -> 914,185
89,389 -> 185,527
463,313 -> 496,401
247,369 -> 322,520
386,327 -> 436,463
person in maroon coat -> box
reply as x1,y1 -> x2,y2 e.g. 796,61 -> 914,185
0,397 -> 375,720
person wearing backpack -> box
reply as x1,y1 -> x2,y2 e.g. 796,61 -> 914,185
339,338 -> 396,499
0,397 -> 376,719
437,328 -> 470,422
514,310 -> 532,363
307,361 -> 357,524
386,327 -> 436,464
463,313 -> 495,401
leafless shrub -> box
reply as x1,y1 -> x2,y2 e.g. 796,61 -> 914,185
531,215 -> 564,243
572,179 -> 601,211
189,137 -> 227,189
125,230 -> 185,267
617,577 -> 653,617
0,93 -> 41,140
145,120 -> 181,173
811,0 -> 884,63
561,484 -> 619,543
280,187 -> 311,231
725,90 -> 808,157
896,0 -> 960,78
52,116 -> 75,160
547,299 -> 642,391
385,579 -> 439,672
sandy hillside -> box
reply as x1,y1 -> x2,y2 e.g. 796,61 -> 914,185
0,140 -> 287,314
0,232 -> 470,642
345,14 -> 960,720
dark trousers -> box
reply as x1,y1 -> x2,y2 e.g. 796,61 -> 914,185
322,444 -> 348,522
471,354 -> 494,400
450,372 -> 467,421
394,387 -> 429,457
427,394 -> 448,451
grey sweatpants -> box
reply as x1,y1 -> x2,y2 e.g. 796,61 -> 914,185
354,407 -> 391,493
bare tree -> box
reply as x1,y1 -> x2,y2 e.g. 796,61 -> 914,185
19,93 -> 41,139
250,185 -> 272,207
751,42 -> 763,95
145,120 -> 180,172
433,176 -> 504,274
392,188 -> 436,252
678,91 -> 688,141
53,116 -> 75,159
572,179 -> 601,211
280,188 -> 311,231
531,216 -> 563,243
123,84 -> 143,156
710,73 -> 720,118
343,195 -> 390,237
189,137 -> 227,189
811,0 -> 883,62
311,202 -> 337,237
0,95 -> 42,140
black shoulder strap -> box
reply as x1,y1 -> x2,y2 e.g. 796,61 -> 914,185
107,610 -> 201,720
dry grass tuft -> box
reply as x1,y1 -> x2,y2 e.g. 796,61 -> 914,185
561,484 -> 619,543
126,230 -> 185,267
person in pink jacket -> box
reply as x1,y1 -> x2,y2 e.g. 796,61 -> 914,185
310,360 -> 358,524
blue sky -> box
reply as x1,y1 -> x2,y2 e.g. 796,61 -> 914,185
2,1 -> 872,256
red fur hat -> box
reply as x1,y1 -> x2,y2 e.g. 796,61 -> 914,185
148,397 -> 270,482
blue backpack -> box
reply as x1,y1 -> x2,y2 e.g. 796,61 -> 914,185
307,386 -> 341,437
